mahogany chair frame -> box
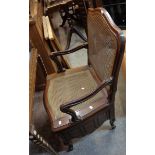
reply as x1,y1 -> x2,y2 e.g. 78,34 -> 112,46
43,8 -> 125,151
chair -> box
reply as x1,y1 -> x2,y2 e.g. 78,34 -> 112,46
43,7 -> 125,151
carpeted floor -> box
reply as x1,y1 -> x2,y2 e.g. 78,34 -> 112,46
59,118 -> 126,155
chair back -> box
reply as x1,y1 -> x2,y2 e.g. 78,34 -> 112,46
87,8 -> 125,83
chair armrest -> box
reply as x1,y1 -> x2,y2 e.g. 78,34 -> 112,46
49,42 -> 88,73
49,42 -> 88,58
60,77 -> 113,122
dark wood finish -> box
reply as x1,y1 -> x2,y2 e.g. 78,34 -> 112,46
101,0 -> 126,29
49,42 -> 88,71
53,0 -> 88,49
50,42 -> 88,56
44,0 -> 88,50
58,0 -> 102,30
42,7 -> 125,152
44,0 -> 72,15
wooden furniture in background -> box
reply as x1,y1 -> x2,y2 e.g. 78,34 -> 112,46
44,0 -> 88,49
42,8 -> 125,151
44,0 -> 72,15
42,15 -> 70,69
30,0 -> 69,74
29,0 -> 56,75
59,0 -> 88,49
29,48 -> 58,155
100,0 -> 126,29
42,15 -> 62,51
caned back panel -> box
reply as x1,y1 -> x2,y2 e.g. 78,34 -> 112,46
87,8 -> 120,81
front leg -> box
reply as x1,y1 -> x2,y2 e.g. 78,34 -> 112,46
110,119 -> 116,129
67,143 -> 73,152
63,139 -> 73,152
109,106 -> 116,130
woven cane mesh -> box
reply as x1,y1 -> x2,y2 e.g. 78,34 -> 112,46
87,10 -> 118,81
47,70 -> 107,120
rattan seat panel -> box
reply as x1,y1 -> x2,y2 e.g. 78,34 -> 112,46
47,70 -> 107,120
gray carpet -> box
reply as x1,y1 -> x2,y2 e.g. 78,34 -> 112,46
59,119 -> 126,155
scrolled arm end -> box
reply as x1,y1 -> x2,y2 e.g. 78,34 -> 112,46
60,104 -> 81,122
